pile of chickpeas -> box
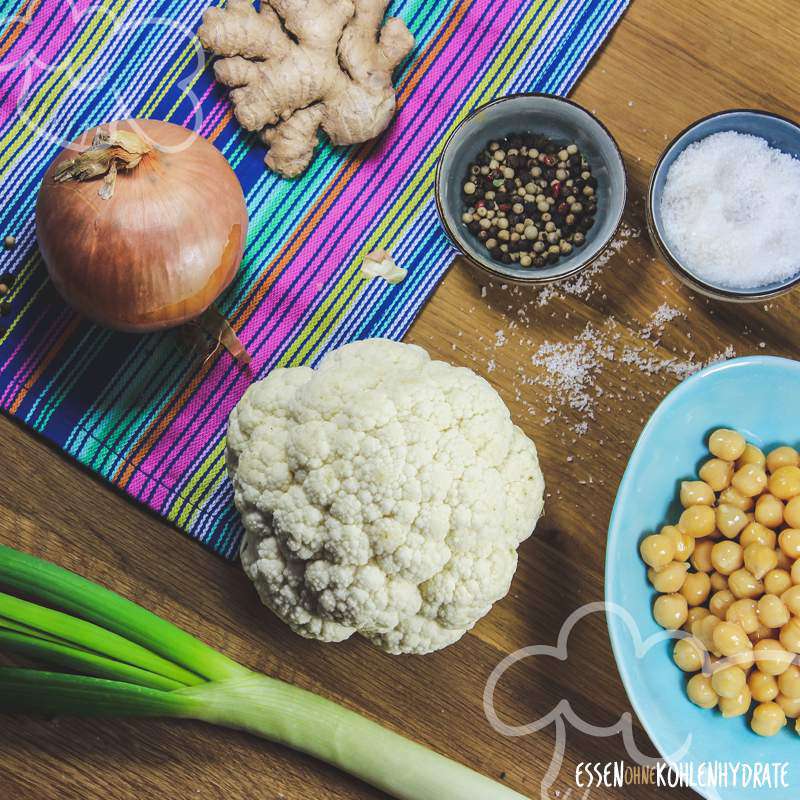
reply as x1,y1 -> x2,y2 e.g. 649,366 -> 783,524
639,429 -> 800,737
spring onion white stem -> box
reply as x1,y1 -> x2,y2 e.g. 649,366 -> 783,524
0,545 -> 528,800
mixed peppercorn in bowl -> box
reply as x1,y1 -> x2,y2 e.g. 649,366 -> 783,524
435,93 -> 626,285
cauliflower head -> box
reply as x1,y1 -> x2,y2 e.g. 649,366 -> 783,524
228,339 -> 544,654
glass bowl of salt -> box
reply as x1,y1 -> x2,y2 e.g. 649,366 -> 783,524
647,109 -> 800,302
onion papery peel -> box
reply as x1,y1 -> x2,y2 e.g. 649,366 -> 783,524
0,545 -> 528,800
53,129 -> 153,200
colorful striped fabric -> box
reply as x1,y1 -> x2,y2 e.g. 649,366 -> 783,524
0,0 -> 628,558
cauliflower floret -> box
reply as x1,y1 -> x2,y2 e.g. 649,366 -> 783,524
229,339 -> 545,655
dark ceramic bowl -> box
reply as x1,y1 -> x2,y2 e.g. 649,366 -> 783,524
435,94 -> 627,285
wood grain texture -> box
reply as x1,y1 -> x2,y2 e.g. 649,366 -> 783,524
1,1 -> 799,797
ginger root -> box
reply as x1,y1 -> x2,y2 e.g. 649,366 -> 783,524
198,0 -> 414,178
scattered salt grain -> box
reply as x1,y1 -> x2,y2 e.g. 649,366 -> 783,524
534,224 -> 639,307
661,131 -> 800,289
529,324 -> 614,416
638,302 -> 683,339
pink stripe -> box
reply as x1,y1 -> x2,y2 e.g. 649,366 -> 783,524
180,81 -> 216,128
0,1 -> 94,129
198,97 -> 228,136
0,305 -> 72,406
128,0 -> 516,503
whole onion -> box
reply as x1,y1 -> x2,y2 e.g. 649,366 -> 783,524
36,119 -> 249,360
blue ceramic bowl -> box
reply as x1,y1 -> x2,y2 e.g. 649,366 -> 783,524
606,356 -> 800,800
648,110 -> 800,302
435,93 -> 627,285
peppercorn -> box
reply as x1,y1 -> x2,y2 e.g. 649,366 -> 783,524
3,235 -> 16,250
0,300 -> 10,315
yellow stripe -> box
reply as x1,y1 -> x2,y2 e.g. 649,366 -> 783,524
169,0 -> 563,521
0,0 -> 131,177
0,262 -> 56,348
170,440 -> 226,527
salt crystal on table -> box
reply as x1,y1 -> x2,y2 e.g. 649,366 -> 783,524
661,131 -> 800,289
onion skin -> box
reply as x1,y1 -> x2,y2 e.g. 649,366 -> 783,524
36,119 -> 248,332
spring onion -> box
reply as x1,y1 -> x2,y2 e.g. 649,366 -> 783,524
0,545 -> 527,800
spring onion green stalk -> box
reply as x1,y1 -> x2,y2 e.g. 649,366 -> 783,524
0,545 -> 528,800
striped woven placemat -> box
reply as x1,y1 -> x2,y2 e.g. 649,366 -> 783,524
0,0 -> 628,557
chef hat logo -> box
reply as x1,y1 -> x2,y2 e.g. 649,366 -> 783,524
483,601 -> 699,800
1,2 -> 207,149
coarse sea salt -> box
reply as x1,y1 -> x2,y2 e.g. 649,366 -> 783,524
660,131 -> 800,289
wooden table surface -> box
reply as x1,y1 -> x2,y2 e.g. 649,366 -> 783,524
2,1 -> 799,797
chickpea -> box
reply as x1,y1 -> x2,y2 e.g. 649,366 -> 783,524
780,618 -> 800,653
710,541 -> 743,575
778,664 -> 800,699
661,525 -> 695,562
640,533 -> 675,568
750,623 -> 776,643
738,444 -> 766,468
692,614 -> 722,654
686,674 -> 718,709
673,637 -> 705,672
779,528 -> 800,560
754,639 -> 794,675
785,496 -> 800,529
713,621 -> 752,657
691,540 -> 715,573
678,505 -> 716,538
755,494 -> 785,529
792,560 -> 800,586
709,428 -> 746,461
766,446 -> 800,473
731,463 -> 768,497
780,585 -> 800,616
757,594 -> 790,628
726,598 -> 759,634
775,547 -> 793,571
719,687 -> 752,718
711,665 -> 747,698
769,466 -> 800,500
739,522 -> 777,550
718,486 -> 754,511
715,504 -> 749,539
776,693 -> 800,719
751,701 -> 787,736
680,480 -> 715,507
648,562 -> 689,593
728,568 -> 763,599
749,669 -> 779,702
765,568 -> 793,596
681,572 -> 711,606
709,589 -> 735,618
699,458 -> 733,492
685,606 -> 710,632
710,571 -> 728,592
743,543 -> 778,580
653,593 -> 688,629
